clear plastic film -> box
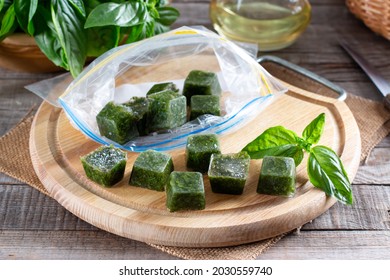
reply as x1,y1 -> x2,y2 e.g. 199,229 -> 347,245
27,26 -> 287,151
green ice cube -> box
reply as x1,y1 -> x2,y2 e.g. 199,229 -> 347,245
257,156 -> 296,197
81,145 -> 127,187
166,171 -> 205,212
183,70 -> 222,104
208,152 -> 251,195
146,82 -> 179,96
147,90 -> 187,133
186,134 -> 221,173
129,150 -> 174,191
190,95 -> 221,120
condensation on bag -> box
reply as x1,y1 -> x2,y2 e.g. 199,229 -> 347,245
44,26 -> 287,151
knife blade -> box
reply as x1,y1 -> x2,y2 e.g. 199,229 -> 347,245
339,41 -> 390,110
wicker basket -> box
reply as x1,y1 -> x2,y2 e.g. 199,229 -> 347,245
346,0 -> 390,40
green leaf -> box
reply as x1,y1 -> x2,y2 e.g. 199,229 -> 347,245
156,0 -> 170,7
86,26 -> 120,57
0,3 -> 17,41
146,0 -> 157,6
241,126 -> 299,159
308,145 -> 352,205
68,0 -> 86,17
84,0 -> 103,12
0,0 -> 4,13
0,0 -> 12,20
51,0 -> 87,78
148,6 -> 159,19
33,6 -> 68,70
85,1 -> 149,28
154,20 -> 170,35
302,113 -> 325,145
14,0 -> 38,35
155,6 -> 179,26
280,145 -> 305,166
0,0 -> 13,14
125,20 -> 155,43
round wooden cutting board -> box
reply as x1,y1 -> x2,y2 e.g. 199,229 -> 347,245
29,82 -> 361,248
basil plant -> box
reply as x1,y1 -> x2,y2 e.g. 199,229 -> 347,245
0,0 -> 180,77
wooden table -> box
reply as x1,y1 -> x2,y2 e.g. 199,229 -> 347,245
1,0 -> 389,259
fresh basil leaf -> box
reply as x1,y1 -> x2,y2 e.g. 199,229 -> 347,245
154,20 -> 170,35
308,145 -> 352,205
156,6 -> 179,26
148,5 -> 159,19
0,0 -> 12,13
14,0 -> 38,35
33,6 -> 68,69
51,0 -> 87,78
85,1 -> 149,28
302,113 -> 325,145
156,0 -> 169,7
125,24 -> 143,43
0,3 -> 17,41
0,0 -> 5,13
1,0 -> 12,15
84,0 -> 107,12
86,26 -> 120,57
126,20 -> 155,43
263,144 -> 304,166
68,0 -> 86,17
146,0 -> 157,6
281,145 -> 305,166
241,126 -> 299,159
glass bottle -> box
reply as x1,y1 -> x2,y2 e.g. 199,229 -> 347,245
209,0 -> 311,51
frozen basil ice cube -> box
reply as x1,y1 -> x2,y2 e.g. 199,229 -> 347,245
146,82 -> 179,96
190,95 -> 221,120
208,152 -> 251,195
183,70 -> 222,104
96,101 -> 144,144
80,145 -> 127,187
122,97 -> 149,136
147,90 -> 187,133
122,96 -> 149,118
257,156 -> 296,197
166,171 -> 205,212
186,134 -> 221,173
129,150 -> 174,191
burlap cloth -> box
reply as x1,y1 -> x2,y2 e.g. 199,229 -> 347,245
1,63 -> 390,260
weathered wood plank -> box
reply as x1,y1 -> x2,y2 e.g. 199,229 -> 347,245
0,185 -> 95,231
0,67 -> 58,81
303,185 -> 390,230
0,174 -> 22,185
377,137 -> 390,148
0,79 -> 41,135
0,230 -> 179,260
354,148 -> 390,185
1,230 -> 389,260
257,230 -> 390,260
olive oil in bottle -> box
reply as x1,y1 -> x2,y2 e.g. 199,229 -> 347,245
209,0 -> 311,51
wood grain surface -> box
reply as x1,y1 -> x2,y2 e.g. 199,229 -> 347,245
1,0 -> 390,259
29,78 -> 361,247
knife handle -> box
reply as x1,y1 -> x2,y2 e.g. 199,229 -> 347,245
257,55 -> 347,101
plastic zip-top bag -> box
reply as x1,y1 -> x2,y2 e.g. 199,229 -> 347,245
27,26 -> 287,151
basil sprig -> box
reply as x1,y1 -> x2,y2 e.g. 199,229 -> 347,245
242,113 -> 353,204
